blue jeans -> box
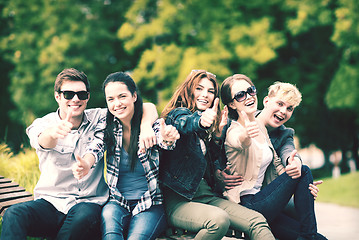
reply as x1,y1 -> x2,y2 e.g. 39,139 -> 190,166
240,165 -> 318,239
101,200 -> 167,240
1,198 -> 101,240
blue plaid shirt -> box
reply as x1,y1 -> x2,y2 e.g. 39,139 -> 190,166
85,116 -> 175,215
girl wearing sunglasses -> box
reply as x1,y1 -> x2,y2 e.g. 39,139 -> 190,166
160,70 -> 275,240
220,74 -> 327,240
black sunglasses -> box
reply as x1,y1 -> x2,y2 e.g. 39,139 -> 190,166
191,69 -> 217,78
59,90 -> 89,100
233,86 -> 257,102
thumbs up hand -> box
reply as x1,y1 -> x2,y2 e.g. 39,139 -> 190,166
217,105 -> 228,136
49,109 -> 74,140
239,110 -> 259,139
285,150 -> 302,179
72,154 -> 95,180
200,98 -> 219,128
159,118 -> 180,145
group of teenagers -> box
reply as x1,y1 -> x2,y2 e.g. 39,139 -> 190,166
1,68 -> 327,240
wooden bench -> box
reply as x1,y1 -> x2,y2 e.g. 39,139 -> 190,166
0,175 -> 33,217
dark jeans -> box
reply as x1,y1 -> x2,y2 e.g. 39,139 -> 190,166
1,198 -> 102,240
240,165 -> 318,239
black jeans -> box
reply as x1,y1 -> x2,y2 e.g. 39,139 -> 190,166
1,198 -> 101,240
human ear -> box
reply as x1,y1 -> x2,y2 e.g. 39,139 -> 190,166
263,96 -> 269,107
55,92 -> 60,103
228,102 -> 236,110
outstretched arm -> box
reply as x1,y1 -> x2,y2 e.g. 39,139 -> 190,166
38,109 -> 73,149
139,103 -> 159,152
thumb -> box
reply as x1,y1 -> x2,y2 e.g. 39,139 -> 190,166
65,108 -> 73,122
76,155 -> 85,166
159,118 -> 166,131
288,149 -> 297,164
222,106 -> 228,121
211,98 -> 219,112
223,105 -> 228,117
240,110 -> 250,125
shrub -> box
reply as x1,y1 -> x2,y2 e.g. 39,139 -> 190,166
0,143 -> 40,193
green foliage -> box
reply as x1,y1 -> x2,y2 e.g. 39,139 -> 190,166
284,0 -> 334,35
326,64 -> 359,111
316,171 -> 359,208
326,0 -> 359,119
118,0 -> 287,110
1,0 -> 133,126
0,143 -> 40,193
0,0 -> 358,169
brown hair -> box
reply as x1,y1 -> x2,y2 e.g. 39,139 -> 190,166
161,70 -> 221,133
54,68 -> 90,92
220,74 -> 254,120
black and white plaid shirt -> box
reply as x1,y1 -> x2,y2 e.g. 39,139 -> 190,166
85,116 -> 175,215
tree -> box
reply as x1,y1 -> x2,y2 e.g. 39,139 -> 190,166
118,0 -> 354,177
326,0 -> 359,170
117,0 -> 286,109
0,0 -> 25,151
1,0 -> 132,137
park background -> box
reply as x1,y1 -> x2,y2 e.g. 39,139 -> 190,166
0,0 -> 358,238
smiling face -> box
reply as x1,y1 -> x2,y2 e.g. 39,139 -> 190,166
55,80 -> 89,120
105,81 -> 137,125
260,96 -> 294,129
194,77 -> 216,111
228,80 -> 258,118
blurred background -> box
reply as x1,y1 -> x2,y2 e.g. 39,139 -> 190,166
0,0 -> 358,196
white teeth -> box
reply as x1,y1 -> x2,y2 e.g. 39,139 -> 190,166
69,105 -> 80,109
245,100 -> 255,106
114,107 -> 125,112
198,100 -> 208,104
274,114 -> 284,120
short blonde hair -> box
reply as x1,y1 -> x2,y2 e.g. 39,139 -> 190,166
268,82 -> 302,108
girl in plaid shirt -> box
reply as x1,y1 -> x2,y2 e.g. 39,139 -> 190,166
75,72 -> 179,240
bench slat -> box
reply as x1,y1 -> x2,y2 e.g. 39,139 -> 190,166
0,186 -> 26,194
0,178 -> 12,184
0,191 -> 32,202
0,176 -> 34,217
0,182 -> 19,189
0,196 -> 34,216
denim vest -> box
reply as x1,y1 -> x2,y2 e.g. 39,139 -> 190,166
160,108 -> 213,200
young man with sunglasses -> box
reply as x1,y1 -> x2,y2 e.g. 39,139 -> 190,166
1,68 -> 158,240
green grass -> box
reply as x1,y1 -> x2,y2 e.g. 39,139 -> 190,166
315,171 -> 359,208
0,143 -> 40,194
0,143 -> 42,239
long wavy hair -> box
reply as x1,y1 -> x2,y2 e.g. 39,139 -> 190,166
103,72 -> 143,171
161,70 -> 221,134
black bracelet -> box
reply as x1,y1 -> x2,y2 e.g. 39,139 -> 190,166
162,140 -> 174,145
